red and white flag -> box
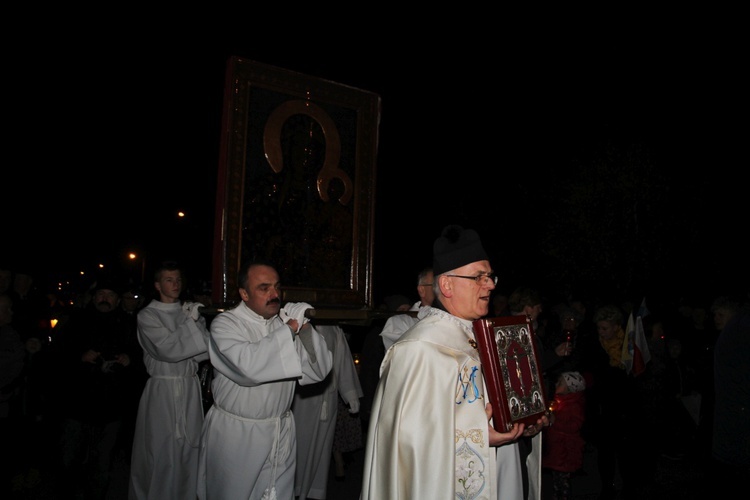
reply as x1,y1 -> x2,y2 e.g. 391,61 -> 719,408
622,298 -> 651,376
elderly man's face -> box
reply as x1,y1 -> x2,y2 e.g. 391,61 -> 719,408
440,261 -> 495,320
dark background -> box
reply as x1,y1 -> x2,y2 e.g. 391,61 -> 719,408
5,36 -> 746,312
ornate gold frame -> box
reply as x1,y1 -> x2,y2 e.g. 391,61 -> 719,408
211,57 -> 381,309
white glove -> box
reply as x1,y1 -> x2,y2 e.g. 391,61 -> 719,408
343,390 -> 360,414
347,398 -> 360,414
280,302 -> 313,333
182,301 -> 204,321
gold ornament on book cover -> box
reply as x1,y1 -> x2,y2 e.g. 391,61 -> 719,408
472,315 -> 550,432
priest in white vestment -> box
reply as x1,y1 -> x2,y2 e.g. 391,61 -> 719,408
360,225 -> 547,500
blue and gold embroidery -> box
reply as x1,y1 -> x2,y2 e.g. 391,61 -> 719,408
456,433 -> 487,499
457,365 -> 483,405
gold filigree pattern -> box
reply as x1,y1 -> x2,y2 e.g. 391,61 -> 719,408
455,428 -> 485,447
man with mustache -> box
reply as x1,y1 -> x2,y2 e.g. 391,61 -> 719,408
197,260 -> 333,500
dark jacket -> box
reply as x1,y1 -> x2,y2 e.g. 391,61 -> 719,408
51,304 -> 140,424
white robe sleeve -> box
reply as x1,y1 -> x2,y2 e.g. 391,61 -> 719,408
380,314 -> 418,350
137,307 -> 209,362
209,309 -> 332,387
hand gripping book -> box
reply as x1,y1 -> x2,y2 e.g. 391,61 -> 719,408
472,315 -> 550,432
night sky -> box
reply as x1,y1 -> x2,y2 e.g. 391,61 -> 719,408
6,38 -> 746,312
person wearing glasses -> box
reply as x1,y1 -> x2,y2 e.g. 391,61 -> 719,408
361,225 -> 549,500
380,267 -> 435,350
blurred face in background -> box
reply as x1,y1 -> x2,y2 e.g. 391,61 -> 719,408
596,320 -> 619,341
13,273 -> 33,296
524,303 -> 543,328
713,307 -> 737,331
94,289 -> 120,312
668,339 -> 683,359
418,270 -> 435,307
121,291 -> 143,312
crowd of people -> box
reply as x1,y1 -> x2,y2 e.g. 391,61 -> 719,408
0,259 -> 357,500
1,230 -> 748,499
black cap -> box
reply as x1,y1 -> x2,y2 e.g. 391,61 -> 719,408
92,274 -> 123,295
433,225 -> 489,275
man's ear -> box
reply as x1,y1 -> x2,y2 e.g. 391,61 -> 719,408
238,288 -> 249,301
439,275 -> 452,298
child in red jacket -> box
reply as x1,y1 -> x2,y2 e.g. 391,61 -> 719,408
542,371 -> 587,500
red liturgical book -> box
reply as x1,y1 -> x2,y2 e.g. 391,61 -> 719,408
472,315 -> 549,432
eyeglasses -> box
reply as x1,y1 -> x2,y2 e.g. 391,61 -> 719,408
445,273 -> 498,286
